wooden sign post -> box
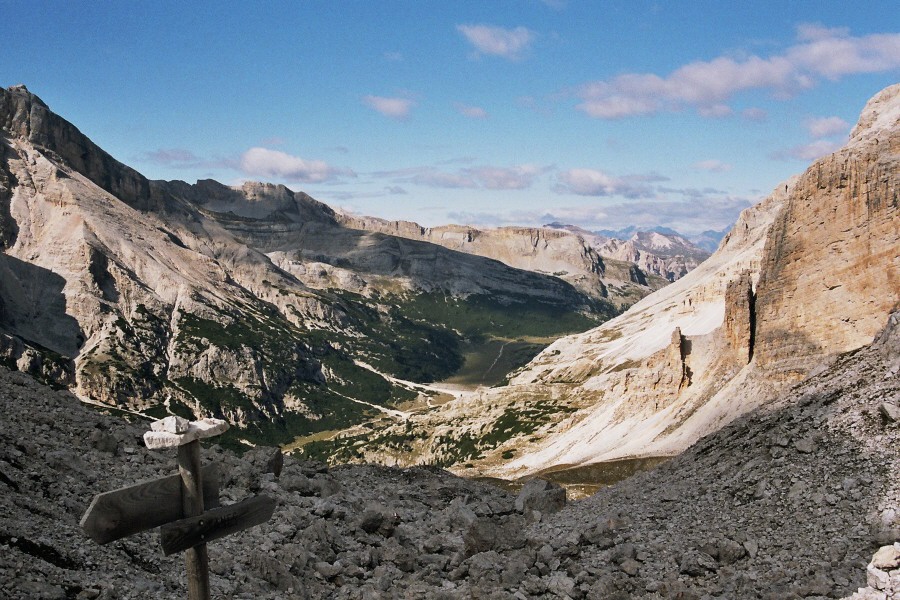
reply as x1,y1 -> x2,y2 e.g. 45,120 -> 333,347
81,416 -> 276,600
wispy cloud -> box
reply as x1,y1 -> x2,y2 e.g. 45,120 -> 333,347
376,163 -> 547,190
772,139 -> 844,161
553,168 -> 661,198
693,159 -> 733,172
698,104 -> 733,118
239,147 -> 354,183
576,25 -> 900,119
805,115 -> 850,138
411,170 -> 478,189
467,165 -> 545,189
363,95 -> 415,120
741,107 -> 768,122
140,148 -> 206,168
455,103 -> 488,119
457,24 -> 536,60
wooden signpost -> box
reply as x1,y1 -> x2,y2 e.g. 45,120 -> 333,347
80,416 -> 276,600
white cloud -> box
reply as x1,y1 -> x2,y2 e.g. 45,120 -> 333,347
141,148 -> 204,167
698,104 -> 733,118
375,163 -> 546,190
576,26 -> 900,119
239,147 -> 352,183
466,165 -> 544,190
795,23 -> 850,42
457,24 -> 536,60
693,159 -> 733,173
455,103 -> 488,119
805,116 -> 850,138
363,95 -> 415,119
411,170 -> 478,189
554,168 -> 657,198
773,139 -> 844,161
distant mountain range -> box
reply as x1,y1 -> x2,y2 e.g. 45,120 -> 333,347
544,222 -> 712,282
551,222 -> 729,254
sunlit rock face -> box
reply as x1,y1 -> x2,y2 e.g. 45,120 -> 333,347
754,83 -> 900,382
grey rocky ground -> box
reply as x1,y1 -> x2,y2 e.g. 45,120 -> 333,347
1,312 -> 898,599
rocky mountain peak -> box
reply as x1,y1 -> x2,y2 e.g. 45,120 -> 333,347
1,84 -> 158,211
850,82 -> 900,142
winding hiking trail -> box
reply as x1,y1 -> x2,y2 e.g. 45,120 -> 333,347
482,340 -> 511,381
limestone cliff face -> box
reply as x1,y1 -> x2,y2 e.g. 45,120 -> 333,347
723,270 -> 755,365
594,232 -> 708,282
338,215 -> 673,306
0,92 -> 333,417
754,84 -> 900,381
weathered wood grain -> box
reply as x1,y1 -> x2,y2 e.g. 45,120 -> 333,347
179,439 -> 210,600
160,494 -> 276,556
79,462 -> 220,544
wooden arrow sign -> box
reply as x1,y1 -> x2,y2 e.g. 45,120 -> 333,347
159,494 -> 276,556
80,463 -> 220,544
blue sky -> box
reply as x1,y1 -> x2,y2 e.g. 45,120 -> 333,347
3,1 -> 898,235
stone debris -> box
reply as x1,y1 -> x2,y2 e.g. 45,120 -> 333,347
880,402 -> 900,424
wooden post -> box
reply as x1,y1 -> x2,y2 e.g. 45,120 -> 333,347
83,416 -> 275,600
178,440 -> 210,600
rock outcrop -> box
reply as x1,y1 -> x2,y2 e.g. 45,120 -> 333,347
754,83 -> 900,382
593,230 -> 710,282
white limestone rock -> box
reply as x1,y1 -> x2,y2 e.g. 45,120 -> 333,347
143,418 -> 229,449
150,415 -> 190,434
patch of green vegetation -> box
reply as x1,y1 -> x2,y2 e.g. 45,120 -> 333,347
444,339 -> 547,387
484,400 -> 578,446
427,400 -> 578,467
218,386 -> 378,453
174,376 -> 256,416
396,291 -> 609,340
143,403 -> 169,419
319,289 -> 612,390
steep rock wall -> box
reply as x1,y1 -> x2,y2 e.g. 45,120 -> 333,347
754,84 -> 900,381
